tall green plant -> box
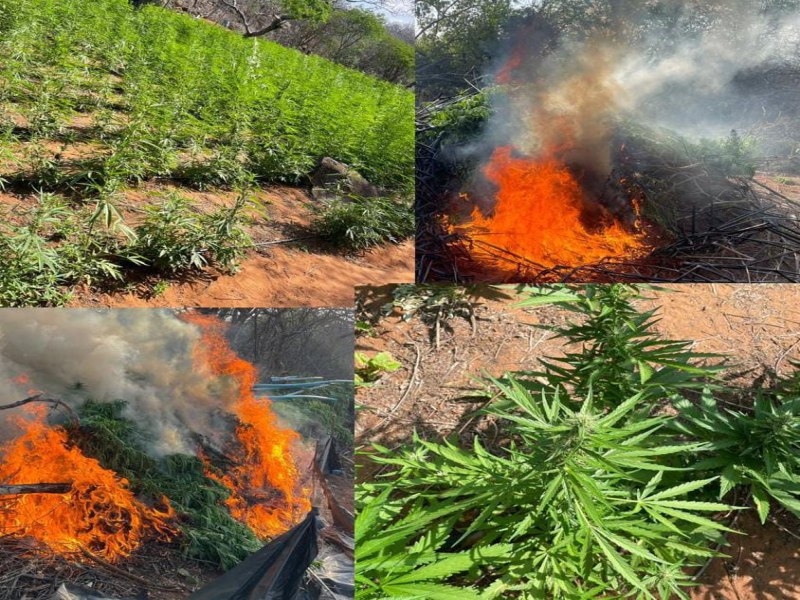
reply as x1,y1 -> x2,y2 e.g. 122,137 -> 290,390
364,379 -> 736,599
515,284 -> 725,406
356,485 -> 513,599
671,388 -> 800,522
359,284 -> 800,599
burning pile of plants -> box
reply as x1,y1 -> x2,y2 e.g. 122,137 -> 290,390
0,311 -> 315,599
356,284 -> 800,599
417,1 -> 800,283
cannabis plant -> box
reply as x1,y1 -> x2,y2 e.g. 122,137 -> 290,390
366,378 -> 736,599
356,484 -> 513,599
672,388 -> 800,522
130,192 -> 252,274
515,284 -> 725,408
71,400 -> 261,570
360,285 -> 774,599
311,195 -> 414,250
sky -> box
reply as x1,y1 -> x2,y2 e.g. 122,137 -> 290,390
353,0 -> 414,24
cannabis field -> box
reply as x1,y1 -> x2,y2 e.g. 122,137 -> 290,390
355,284 -> 800,599
0,0 -> 414,306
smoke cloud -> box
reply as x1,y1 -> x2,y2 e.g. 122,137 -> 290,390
0,310 -> 241,455
479,1 -> 800,189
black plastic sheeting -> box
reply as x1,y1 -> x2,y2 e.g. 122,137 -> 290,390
190,509 -> 319,600
314,436 -> 343,475
313,437 -> 354,535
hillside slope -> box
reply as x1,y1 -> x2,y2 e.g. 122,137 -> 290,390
0,0 -> 414,305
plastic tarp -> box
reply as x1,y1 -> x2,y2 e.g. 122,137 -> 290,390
190,509 -> 319,600
312,550 -> 354,600
313,437 -> 353,535
51,585 -> 125,600
314,436 -> 343,475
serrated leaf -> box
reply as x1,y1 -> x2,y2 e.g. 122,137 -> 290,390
646,477 -> 718,501
382,582 -> 483,600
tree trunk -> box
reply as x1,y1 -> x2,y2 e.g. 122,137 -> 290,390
243,15 -> 291,37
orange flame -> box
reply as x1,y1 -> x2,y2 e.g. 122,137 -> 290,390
0,407 -> 174,562
450,38 -> 654,276
185,314 -> 311,539
454,146 -> 648,270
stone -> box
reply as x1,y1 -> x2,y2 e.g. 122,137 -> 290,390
309,157 -> 382,201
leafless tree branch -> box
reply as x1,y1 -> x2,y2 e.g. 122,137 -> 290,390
0,395 -> 79,427
219,0 -> 290,36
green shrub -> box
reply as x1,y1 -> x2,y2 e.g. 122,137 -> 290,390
364,378 -> 736,599
130,192 -> 253,274
356,485 -> 514,600
686,130 -> 757,179
0,190 -> 255,305
425,88 -> 495,145
0,235 -> 73,306
621,123 -> 758,180
355,351 -> 401,385
514,284 -> 725,406
0,194 -> 124,306
671,389 -> 800,523
311,196 -> 413,250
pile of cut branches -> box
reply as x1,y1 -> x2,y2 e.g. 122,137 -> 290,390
415,89 -> 490,282
617,126 -> 800,282
0,398 -> 268,599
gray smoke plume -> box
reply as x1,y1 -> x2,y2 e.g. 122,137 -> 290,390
0,309 -> 241,455
617,5 -> 800,137
478,1 -> 800,189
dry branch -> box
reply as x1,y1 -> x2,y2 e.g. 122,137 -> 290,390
0,483 -> 71,496
219,0 -> 289,36
78,547 -> 184,593
418,112 -> 800,283
0,395 -> 79,427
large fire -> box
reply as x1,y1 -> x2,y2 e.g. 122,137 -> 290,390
450,39 -> 653,276
454,146 -> 648,270
0,314 -> 309,567
0,407 -> 175,562
186,314 -> 311,539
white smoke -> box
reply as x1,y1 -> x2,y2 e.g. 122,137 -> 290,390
0,309 -> 241,455
485,1 -> 800,170
615,6 -> 800,136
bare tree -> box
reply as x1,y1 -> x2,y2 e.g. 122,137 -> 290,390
204,308 -> 355,379
219,0 -> 293,36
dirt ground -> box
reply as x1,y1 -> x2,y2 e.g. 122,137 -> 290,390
355,283 -> 800,600
84,184 -> 413,307
0,536 -> 220,600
